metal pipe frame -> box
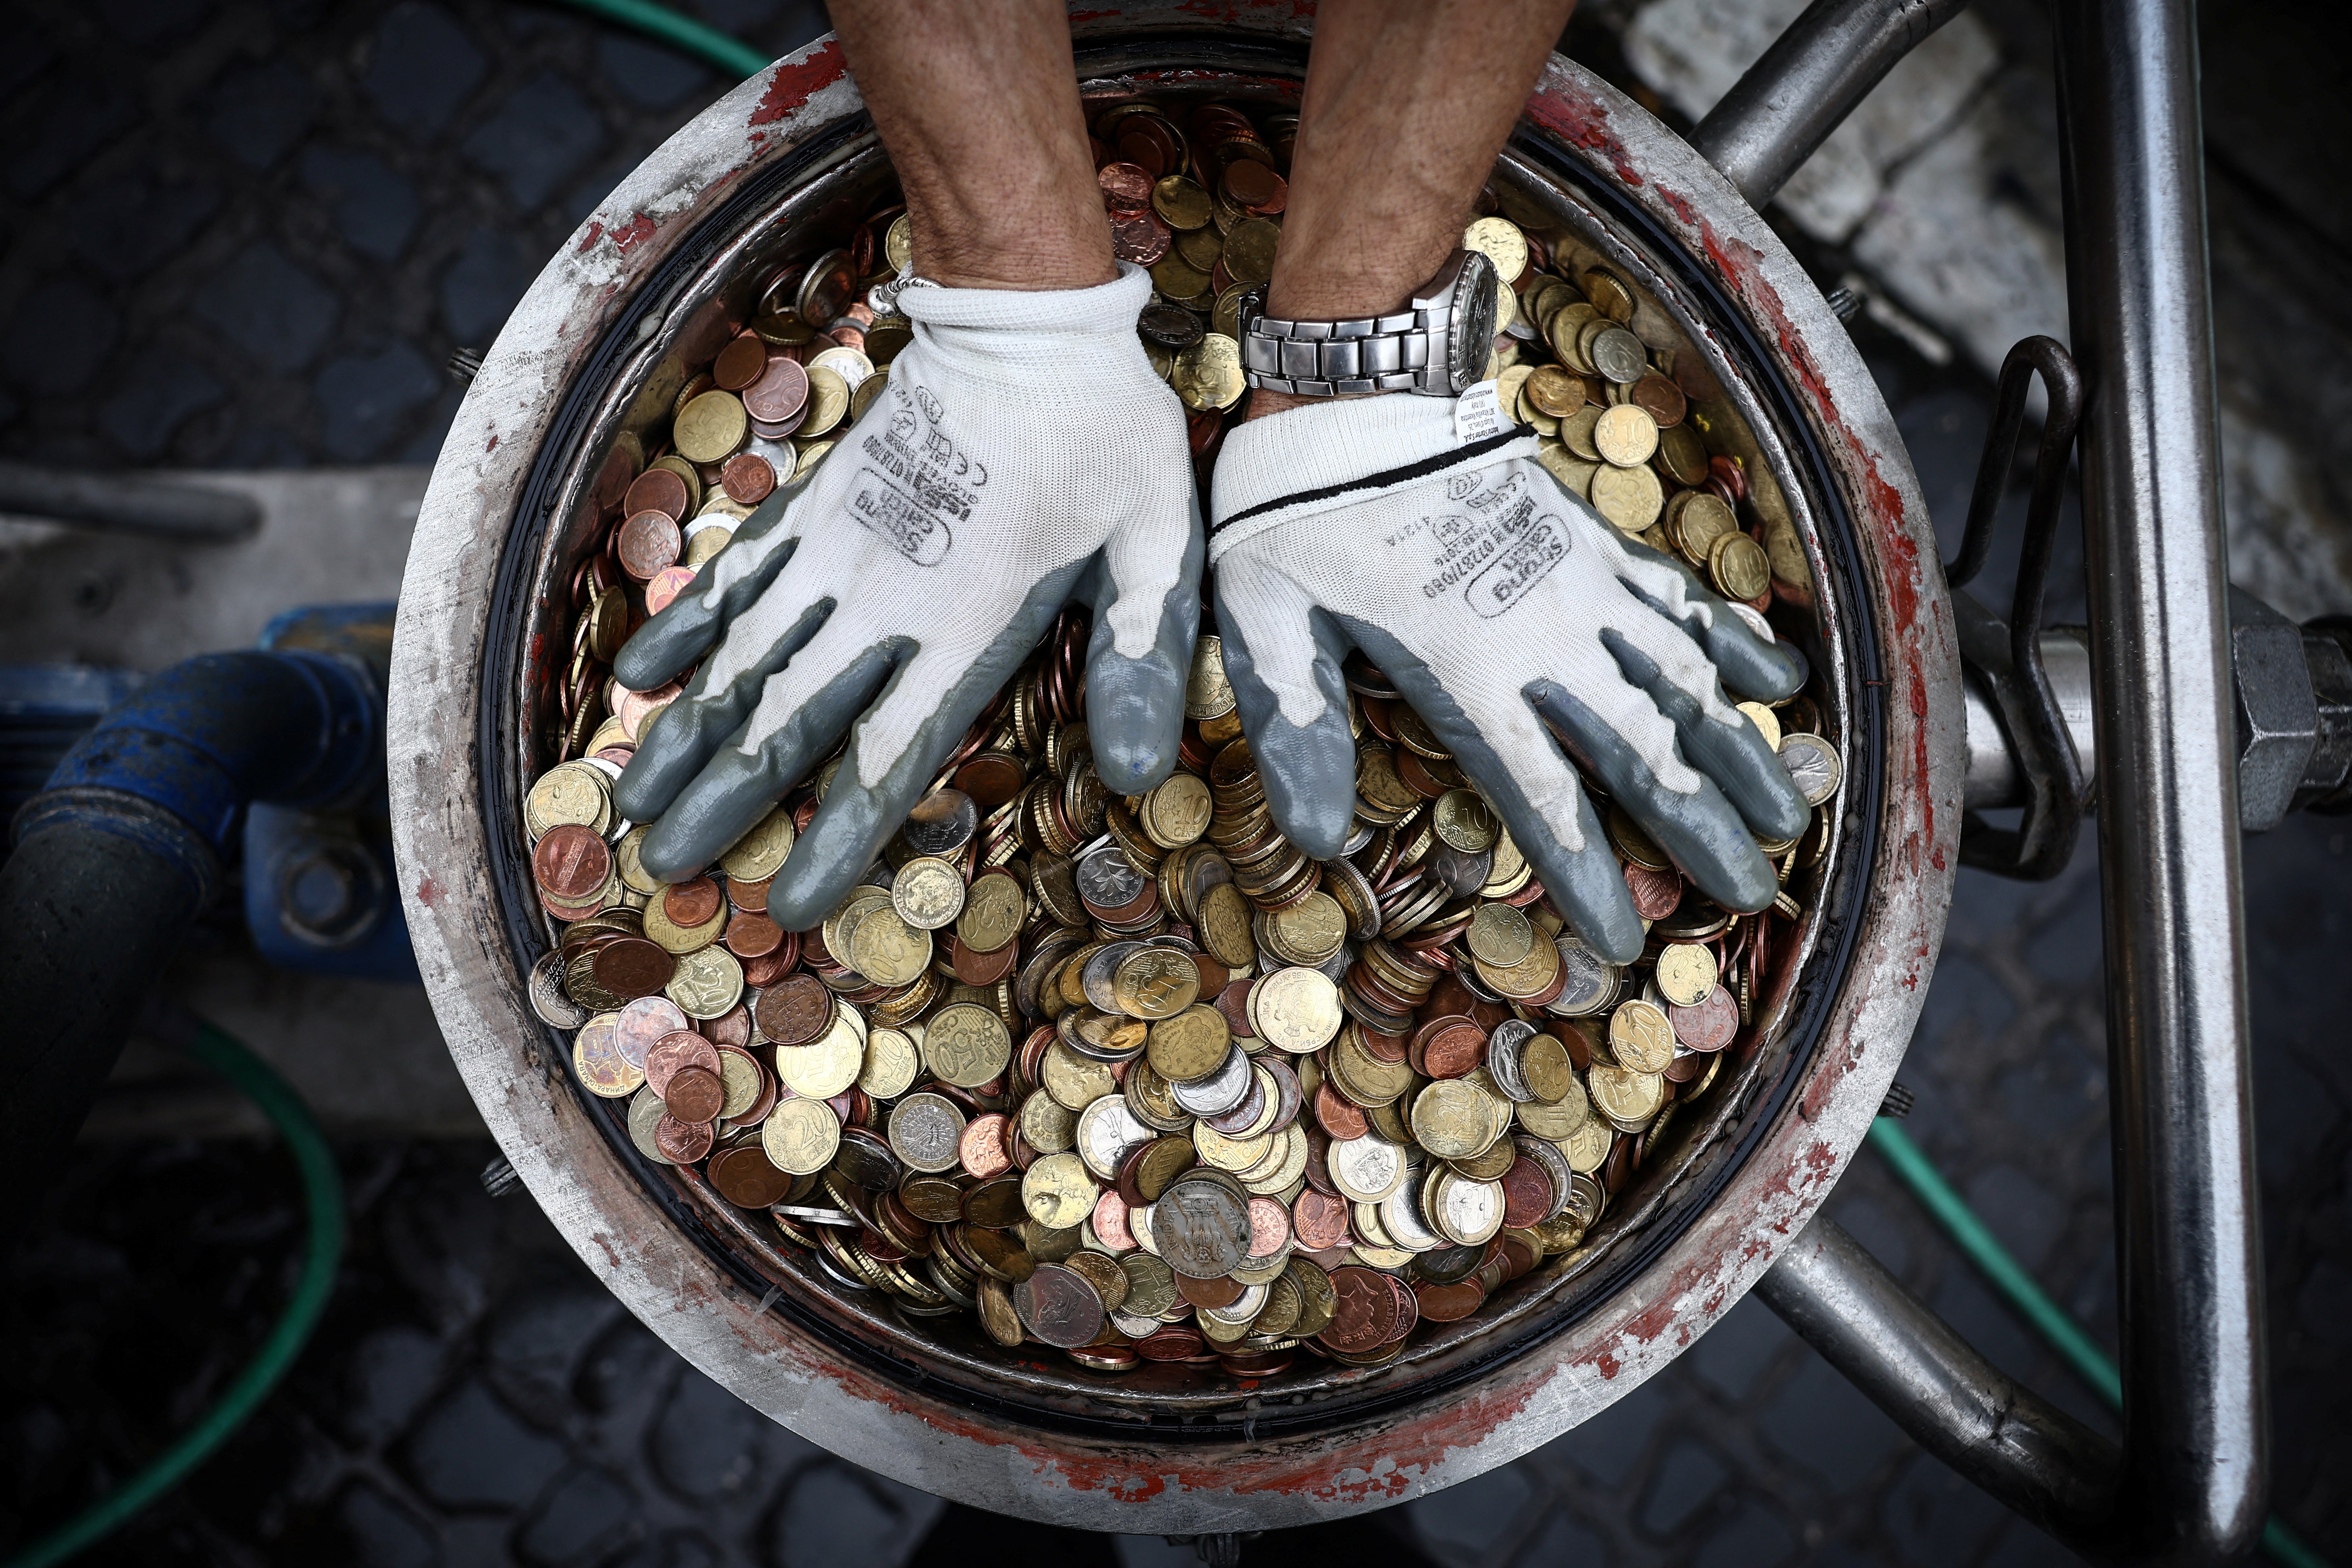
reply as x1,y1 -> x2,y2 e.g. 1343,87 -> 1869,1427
1687,0 -> 1972,209
1737,0 -> 2267,1560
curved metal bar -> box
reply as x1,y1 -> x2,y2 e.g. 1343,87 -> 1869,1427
2056,0 -> 2269,1558
1759,1218 -> 2121,1558
1688,0 -> 1972,208
0,458 -> 261,542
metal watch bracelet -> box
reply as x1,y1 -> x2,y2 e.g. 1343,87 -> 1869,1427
1237,296 -> 1452,397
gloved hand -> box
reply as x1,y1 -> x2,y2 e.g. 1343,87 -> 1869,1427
1208,394 -> 1808,964
613,263 -> 1200,929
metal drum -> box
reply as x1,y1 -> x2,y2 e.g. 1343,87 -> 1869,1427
391,4 -> 1958,1531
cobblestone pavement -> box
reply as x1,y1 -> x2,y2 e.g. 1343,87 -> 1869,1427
2,2 -> 2348,1566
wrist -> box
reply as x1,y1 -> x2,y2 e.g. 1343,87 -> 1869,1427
901,185 -> 1117,294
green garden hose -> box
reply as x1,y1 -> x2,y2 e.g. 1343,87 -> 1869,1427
1868,1117 -> 2327,1568
1,1021 -> 345,1568
554,0 -> 771,79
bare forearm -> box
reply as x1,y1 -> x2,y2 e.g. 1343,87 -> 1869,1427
829,0 -> 1115,291
1267,0 -> 1575,322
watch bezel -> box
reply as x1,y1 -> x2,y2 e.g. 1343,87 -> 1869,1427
1441,249 -> 1500,396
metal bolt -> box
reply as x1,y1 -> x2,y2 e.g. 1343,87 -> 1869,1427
447,346 -> 484,381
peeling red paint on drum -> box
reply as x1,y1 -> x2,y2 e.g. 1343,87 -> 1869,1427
1525,83 -> 1644,190
749,39 -> 848,129
415,876 -> 442,907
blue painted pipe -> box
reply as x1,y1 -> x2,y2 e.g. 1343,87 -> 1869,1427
0,648 -> 383,1217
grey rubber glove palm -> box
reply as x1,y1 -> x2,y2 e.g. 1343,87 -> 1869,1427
1208,394 -> 1808,965
612,264 -> 1200,930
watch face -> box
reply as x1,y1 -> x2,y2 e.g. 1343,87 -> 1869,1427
1448,251 -> 1500,394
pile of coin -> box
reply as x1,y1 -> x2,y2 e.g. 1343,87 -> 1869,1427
520,98 -> 1846,1383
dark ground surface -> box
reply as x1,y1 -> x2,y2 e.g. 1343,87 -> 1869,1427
2,1 -> 2349,1565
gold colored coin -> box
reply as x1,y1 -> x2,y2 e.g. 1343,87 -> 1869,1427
1268,892 -> 1346,964
858,1026 -> 921,1098
1495,364 -> 1534,428
1466,902 -> 1535,967
1462,216 -> 1528,283
674,391 -> 748,464
777,1013 -> 864,1097
1042,1041 -> 1118,1111
1172,333 -> 1245,412
615,825 -> 661,895
716,1049 -> 763,1119
1709,531 -> 1772,602
1194,1123 -> 1273,1173
1020,1086 -> 1079,1152
1222,219 -> 1282,285
1150,253 -> 1212,300
1146,1003 -> 1231,1082
1561,1115 -> 1612,1172
1515,1087 -> 1587,1140
1198,882 -> 1256,970
1593,404 -> 1660,467
1521,1032 -> 1575,1104
527,765 -> 607,837
1152,175 -> 1212,229
923,1002 -> 1011,1088
849,906 -> 932,987
885,213 -> 913,272
1411,1079 -> 1506,1161
644,890 -> 727,955
666,945 -> 744,1018
1560,405 -> 1603,462
1431,787 -> 1498,852
1581,267 -> 1635,323
792,439 -> 835,481
762,1095 -> 842,1175
1590,462 -> 1665,534
717,806 -> 794,881
1023,1152 -> 1100,1229
1113,947 -> 1200,1021
1672,491 -> 1739,562
891,856 -> 966,931
1737,700 -> 1783,751
1588,1063 -> 1665,1128
1185,635 -> 1236,719
956,870 -> 1025,953
1656,421 -> 1709,487
799,366 -> 850,437
1608,999 -> 1678,1074
1655,942 -> 1718,1008
1548,303 -> 1598,370
1252,966 -> 1342,1054
572,1014 -> 642,1098
1537,444 -> 1600,498
1142,772 -> 1213,848
1525,364 -> 1585,418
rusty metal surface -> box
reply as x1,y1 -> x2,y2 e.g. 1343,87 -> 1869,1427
390,4 -> 1959,1529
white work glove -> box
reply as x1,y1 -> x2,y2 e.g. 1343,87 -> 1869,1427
1209,394 -> 1808,964
615,263 -> 1200,929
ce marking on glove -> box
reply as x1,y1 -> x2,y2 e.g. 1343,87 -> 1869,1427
1394,469 -> 1569,618
852,383 -> 989,568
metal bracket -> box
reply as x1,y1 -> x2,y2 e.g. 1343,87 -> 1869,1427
1945,336 -> 2088,880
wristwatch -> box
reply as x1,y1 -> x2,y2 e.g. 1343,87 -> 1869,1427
1236,248 -> 1499,398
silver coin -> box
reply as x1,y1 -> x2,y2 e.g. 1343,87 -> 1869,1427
1424,842 -> 1493,897
1515,1133 -> 1575,1221
1202,1282 -> 1269,1324
529,951 -> 590,1028
1074,844 -> 1146,908
1199,1066 -> 1269,1136
1544,937 -> 1620,1017
1079,938 -> 1147,1014
1565,1172 -> 1608,1229
1151,1177 -> 1253,1279
1777,733 -> 1844,806
773,1204 -> 862,1227
1328,1133 -> 1407,1202
1590,325 -> 1650,384
896,789 -> 977,857
1487,1019 -> 1538,1102
1381,1182 -> 1445,1252
1075,1095 -> 1156,1181
887,1091 -> 967,1174
1169,1042 -> 1252,1116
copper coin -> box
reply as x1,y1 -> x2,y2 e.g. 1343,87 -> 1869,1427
1110,210 -> 1171,265
1663,1049 -> 1710,1083
754,974 -> 834,1046
1245,1195 -> 1292,1258
1382,1274 -> 1420,1343
1133,1326 -> 1206,1362
1221,159 -> 1285,215
1322,1265 -> 1400,1352
593,937 -> 674,1000
645,1030 -> 721,1098
1499,1157 -> 1555,1229
615,996 -> 690,1068
1213,977 -> 1255,1038
532,824 -> 610,900
655,1114 -> 715,1164
622,466 -> 689,521
727,875 -> 773,910
616,510 -> 682,581
713,331 -> 770,391
741,943 -> 797,988
1092,1189 -> 1135,1249
663,877 -> 724,928
1097,161 -> 1152,210
708,1144 -> 794,1207
958,1113 -> 1013,1179
963,1176 -> 1027,1228
742,356 -> 809,425
721,452 -> 775,506
950,936 -> 1020,986
953,754 -> 1026,809
1014,1264 -> 1106,1349
1312,1079 -> 1369,1141
1292,1187 -> 1352,1251
663,1064 -> 726,1124
1421,1020 -> 1488,1080
1624,861 -> 1683,921
644,565 -> 697,616
1412,1279 -> 1486,1323
1669,986 -> 1740,1052
725,909 -> 784,959
1218,1351 -> 1294,1378
1176,1271 -> 1244,1309
706,1007 -> 752,1049
1631,373 -> 1687,427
